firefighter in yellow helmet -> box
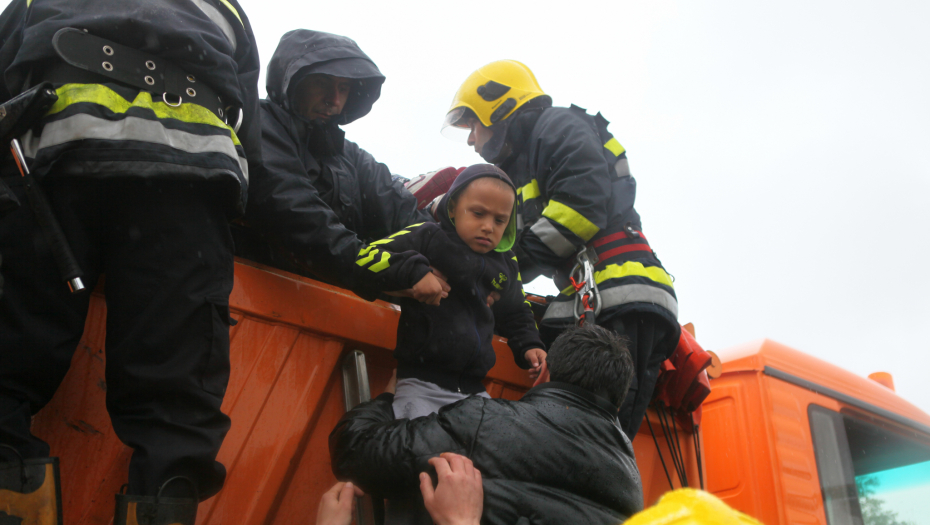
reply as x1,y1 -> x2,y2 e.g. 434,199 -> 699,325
443,60 -> 681,439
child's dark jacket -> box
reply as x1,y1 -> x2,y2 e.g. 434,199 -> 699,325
355,166 -> 543,394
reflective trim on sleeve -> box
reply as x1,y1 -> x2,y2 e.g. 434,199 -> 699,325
604,137 -> 625,156
544,283 -> 679,320
542,200 -> 600,241
614,157 -> 631,178
529,217 -> 576,257
516,213 -> 524,231
518,179 -> 541,200
356,248 -> 380,266
368,252 -> 391,273
559,261 -> 675,296
22,112 -> 248,181
215,0 -> 244,26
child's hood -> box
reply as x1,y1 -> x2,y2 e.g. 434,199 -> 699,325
438,164 -> 518,253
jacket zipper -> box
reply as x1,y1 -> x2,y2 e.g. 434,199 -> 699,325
459,257 -> 486,393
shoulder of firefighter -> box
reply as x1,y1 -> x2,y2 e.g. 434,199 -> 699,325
510,104 -> 678,325
353,221 -> 435,299
0,0 -> 262,214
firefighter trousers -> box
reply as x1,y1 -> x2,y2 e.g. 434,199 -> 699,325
0,176 -> 234,499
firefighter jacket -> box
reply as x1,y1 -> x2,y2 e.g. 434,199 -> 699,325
236,30 -> 430,294
0,0 -> 261,213
353,166 -> 543,394
496,102 -> 678,327
330,382 -> 644,524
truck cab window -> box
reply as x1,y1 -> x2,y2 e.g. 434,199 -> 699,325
810,405 -> 930,525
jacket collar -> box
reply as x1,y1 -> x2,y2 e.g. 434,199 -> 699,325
524,381 -> 620,421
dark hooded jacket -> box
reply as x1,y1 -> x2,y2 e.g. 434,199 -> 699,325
354,164 -> 543,394
235,30 -> 430,293
0,0 -> 261,213
329,381 -> 644,524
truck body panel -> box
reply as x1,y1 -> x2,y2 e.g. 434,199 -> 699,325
32,259 -> 699,524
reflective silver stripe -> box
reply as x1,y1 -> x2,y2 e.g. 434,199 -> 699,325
22,113 -> 248,182
529,217 -> 576,257
189,0 -> 237,50
543,283 -> 679,321
614,157 -> 631,178
516,213 -> 524,231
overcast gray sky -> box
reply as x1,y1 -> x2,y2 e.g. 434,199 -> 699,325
240,0 -> 930,413
7,0 -> 928,413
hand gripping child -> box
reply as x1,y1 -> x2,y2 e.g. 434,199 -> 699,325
354,164 -> 546,418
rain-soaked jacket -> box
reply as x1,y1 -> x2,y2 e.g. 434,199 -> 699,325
353,164 -> 543,394
237,29 -> 430,292
330,381 -> 644,525
0,0 -> 261,212
495,101 -> 678,328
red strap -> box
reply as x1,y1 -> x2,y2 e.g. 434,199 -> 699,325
591,230 -> 648,248
596,243 -> 653,263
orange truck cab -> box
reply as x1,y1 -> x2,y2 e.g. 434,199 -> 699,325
702,339 -> 930,524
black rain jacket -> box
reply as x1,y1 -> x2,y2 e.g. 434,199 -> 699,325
353,165 -> 543,394
236,29 -> 430,293
0,0 -> 261,212
330,382 -> 644,525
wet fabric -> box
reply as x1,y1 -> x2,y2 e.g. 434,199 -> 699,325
0,177 -> 233,499
353,212 -> 543,393
330,381 -> 644,524
235,29 -> 430,293
0,0 -> 262,213
392,378 -> 491,420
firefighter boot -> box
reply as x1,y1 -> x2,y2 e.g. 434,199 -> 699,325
0,445 -> 63,525
114,477 -> 199,525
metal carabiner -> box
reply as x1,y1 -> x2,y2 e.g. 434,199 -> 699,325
572,246 -> 602,323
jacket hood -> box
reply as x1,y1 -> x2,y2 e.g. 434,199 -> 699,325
438,164 -> 518,252
265,29 -> 385,125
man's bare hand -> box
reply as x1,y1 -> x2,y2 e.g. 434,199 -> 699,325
486,291 -> 501,308
420,453 -> 483,525
316,481 -> 364,525
411,271 -> 449,305
524,348 -> 547,380
386,267 -> 450,305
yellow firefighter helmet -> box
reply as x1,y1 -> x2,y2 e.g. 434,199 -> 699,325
442,60 -> 546,139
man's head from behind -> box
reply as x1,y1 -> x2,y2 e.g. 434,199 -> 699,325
546,325 -> 634,409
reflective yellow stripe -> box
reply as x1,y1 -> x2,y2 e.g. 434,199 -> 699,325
560,261 -> 674,295
542,200 -> 599,241
604,138 -> 625,156
405,222 -> 426,228
216,0 -> 244,26
517,179 -> 541,200
49,84 -> 240,145
368,252 -> 391,273
369,229 -> 412,246
358,246 -> 375,257
356,248 -> 379,267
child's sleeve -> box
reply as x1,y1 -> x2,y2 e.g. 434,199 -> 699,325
492,254 -> 546,369
353,222 -> 435,300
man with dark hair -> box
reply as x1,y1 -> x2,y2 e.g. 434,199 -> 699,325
330,325 -> 643,525
546,324 -> 634,409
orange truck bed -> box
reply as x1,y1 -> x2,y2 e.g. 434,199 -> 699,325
32,259 -> 700,524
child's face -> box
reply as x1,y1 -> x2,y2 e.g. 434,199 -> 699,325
451,178 -> 514,254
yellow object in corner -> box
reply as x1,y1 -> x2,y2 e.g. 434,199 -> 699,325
625,489 -> 764,525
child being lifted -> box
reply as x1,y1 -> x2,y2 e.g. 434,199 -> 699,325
355,164 -> 546,419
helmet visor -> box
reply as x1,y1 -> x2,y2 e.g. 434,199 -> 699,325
440,106 -> 474,142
